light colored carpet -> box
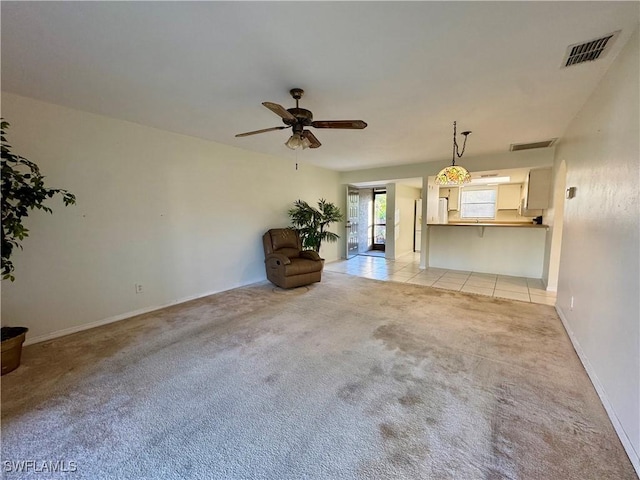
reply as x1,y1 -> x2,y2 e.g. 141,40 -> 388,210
1,272 -> 636,479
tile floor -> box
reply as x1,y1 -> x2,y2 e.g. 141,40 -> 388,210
324,252 -> 556,306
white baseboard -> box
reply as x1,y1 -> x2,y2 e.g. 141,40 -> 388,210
556,305 -> 640,476
24,285 -> 242,346
541,275 -> 557,292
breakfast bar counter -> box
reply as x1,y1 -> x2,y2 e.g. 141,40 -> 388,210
425,222 -> 549,277
427,222 -> 547,228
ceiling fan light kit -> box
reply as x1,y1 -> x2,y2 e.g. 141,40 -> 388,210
236,88 -> 367,150
285,133 -> 300,150
285,132 -> 312,150
435,121 -> 472,186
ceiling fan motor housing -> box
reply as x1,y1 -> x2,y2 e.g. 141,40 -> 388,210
284,88 -> 313,127
284,108 -> 313,127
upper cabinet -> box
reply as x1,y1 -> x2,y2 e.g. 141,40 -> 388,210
497,184 -> 522,210
524,167 -> 552,210
439,187 -> 459,211
517,167 -> 552,216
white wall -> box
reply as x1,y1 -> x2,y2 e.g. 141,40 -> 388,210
542,160 -> 567,291
394,184 -> 421,257
554,26 -> 639,473
340,148 -> 554,186
384,183 -> 396,260
1,93 -> 342,343
421,176 -> 439,268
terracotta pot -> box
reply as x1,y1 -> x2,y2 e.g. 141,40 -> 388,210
1,327 -> 28,375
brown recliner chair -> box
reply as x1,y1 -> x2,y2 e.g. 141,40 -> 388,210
262,228 -> 324,289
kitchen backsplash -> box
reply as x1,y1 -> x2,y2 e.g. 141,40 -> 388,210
448,209 -> 536,223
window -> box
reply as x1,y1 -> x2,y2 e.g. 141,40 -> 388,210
460,187 -> 497,219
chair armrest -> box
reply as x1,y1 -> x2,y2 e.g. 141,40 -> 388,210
300,250 -> 323,261
265,253 -> 291,267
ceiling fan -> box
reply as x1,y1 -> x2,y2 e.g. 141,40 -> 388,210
235,88 -> 367,150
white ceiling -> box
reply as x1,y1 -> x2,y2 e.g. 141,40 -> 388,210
2,2 -> 638,171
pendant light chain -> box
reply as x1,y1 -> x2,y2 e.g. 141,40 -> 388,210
452,121 -> 469,166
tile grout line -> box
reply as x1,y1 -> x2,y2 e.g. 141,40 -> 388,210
330,255 -> 557,304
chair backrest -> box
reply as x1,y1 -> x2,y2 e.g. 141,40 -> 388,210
263,228 -> 302,259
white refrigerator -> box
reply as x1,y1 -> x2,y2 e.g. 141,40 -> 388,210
438,198 -> 449,224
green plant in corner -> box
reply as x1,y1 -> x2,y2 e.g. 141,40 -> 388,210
288,198 -> 344,253
1,120 -> 76,281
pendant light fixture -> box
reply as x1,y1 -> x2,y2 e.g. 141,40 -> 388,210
435,121 -> 472,185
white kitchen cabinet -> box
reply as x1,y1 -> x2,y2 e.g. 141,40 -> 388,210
497,184 -> 522,210
439,187 -> 459,211
526,168 -> 552,209
518,167 -> 551,216
448,187 -> 459,211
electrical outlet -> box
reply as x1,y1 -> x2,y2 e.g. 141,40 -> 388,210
135,284 -> 143,294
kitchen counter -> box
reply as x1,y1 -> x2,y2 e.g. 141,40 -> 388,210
425,222 -> 549,277
428,222 -> 547,228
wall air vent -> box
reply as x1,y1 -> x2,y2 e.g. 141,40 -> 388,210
562,31 -> 620,67
510,139 -> 557,152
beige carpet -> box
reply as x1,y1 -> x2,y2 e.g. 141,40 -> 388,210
1,272 -> 636,479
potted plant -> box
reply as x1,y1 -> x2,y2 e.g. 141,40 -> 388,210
288,198 -> 344,253
1,327 -> 29,375
1,120 -> 76,374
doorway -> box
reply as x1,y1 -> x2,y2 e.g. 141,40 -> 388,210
372,188 -> 387,251
346,186 -> 359,259
413,199 -> 422,252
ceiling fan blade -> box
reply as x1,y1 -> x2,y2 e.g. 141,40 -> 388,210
311,120 -> 367,129
262,102 -> 296,121
302,130 -> 322,149
235,126 -> 287,137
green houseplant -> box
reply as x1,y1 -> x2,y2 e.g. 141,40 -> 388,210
1,120 -> 76,374
288,198 -> 344,253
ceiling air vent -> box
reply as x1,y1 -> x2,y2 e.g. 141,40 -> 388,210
510,139 -> 557,152
562,31 -> 620,67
